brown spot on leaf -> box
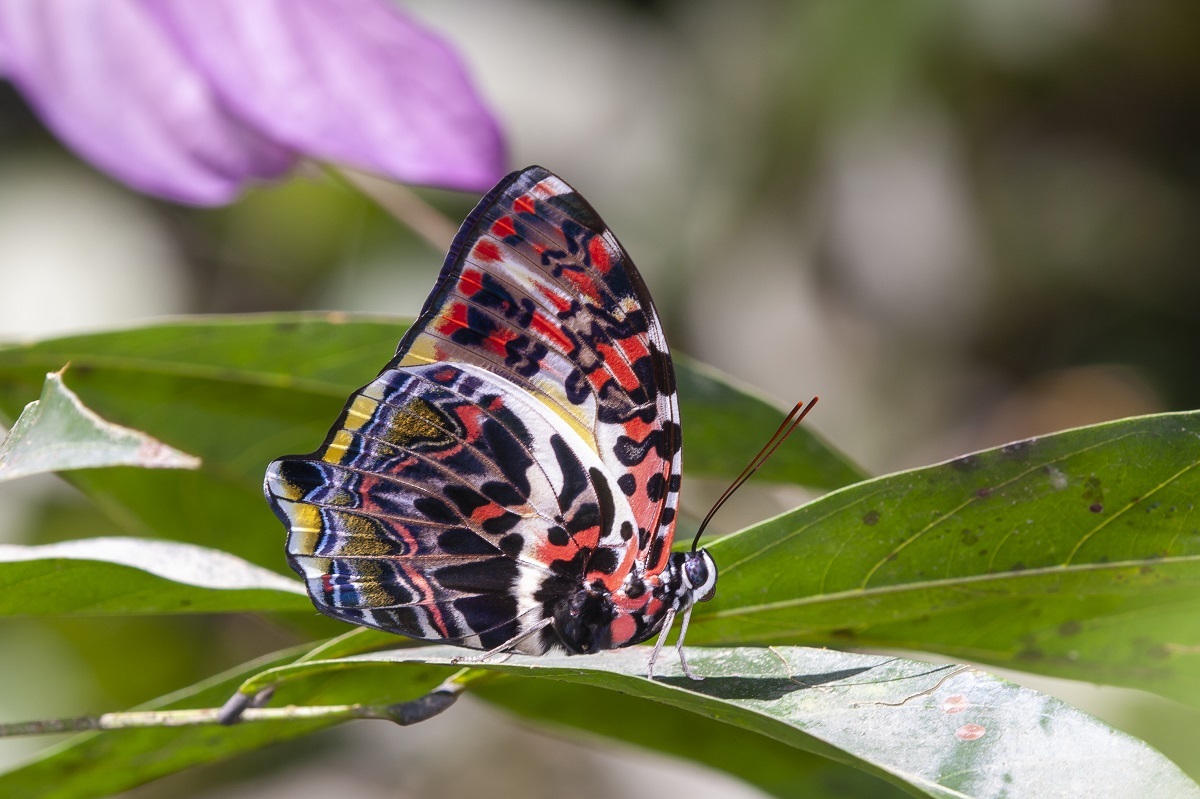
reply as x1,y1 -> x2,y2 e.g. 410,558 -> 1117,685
1058,620 -> 1082,637
952,455 -> 981,471
862,510 -> 880,526
955,723 -> 986,741
1001,440 -> 1033,456
1089,502 -> 1103,513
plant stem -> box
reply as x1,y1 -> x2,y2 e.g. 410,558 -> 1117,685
327,165 -> 458,252
0,679 -> 467,738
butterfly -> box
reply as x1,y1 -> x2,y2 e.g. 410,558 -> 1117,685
265,166 -> 717,679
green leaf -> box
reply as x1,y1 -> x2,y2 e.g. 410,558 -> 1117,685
0,314 -> 402,567
0,644 -> 450,799
691,412 -> 1200,707
0,639 -> 898,799
0,371 -> 198,482
0,537 -> 307,615
675,353 -> 865,489
0,314 -> 862,567
238,645 -> 1200,799
0,313 -> 406,493
477,678 -> 906,799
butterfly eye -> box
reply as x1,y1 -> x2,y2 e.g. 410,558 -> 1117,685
684,551 -> 717,603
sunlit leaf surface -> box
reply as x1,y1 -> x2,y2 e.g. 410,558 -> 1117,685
692,412 -> 1200,706
0,371 -> 198,482
239,645 -> 1200,799
0,537 -> 306,615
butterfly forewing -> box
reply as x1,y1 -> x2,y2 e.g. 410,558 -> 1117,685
395,168 -> 682,571
268,361 -> 639,653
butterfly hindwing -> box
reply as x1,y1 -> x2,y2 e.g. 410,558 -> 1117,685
267,361 -> 640,653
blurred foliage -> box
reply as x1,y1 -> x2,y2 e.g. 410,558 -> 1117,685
1,0 -> 1198,797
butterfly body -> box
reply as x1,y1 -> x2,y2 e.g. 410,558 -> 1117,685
266,166 -> 715,675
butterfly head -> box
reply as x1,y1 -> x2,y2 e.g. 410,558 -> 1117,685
679,549 -> 718,605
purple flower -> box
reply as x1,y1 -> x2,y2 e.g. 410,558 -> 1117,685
0,0 -> 505,204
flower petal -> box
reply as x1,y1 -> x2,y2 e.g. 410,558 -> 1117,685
152,0 -> 507,192
0,0 -> 295,204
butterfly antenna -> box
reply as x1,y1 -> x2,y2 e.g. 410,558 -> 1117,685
690,396 -> 819,552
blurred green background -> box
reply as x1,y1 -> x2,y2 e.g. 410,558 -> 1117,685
1,1 -> 1197,796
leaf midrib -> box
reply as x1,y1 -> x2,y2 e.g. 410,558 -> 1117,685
696,552 -> 1200,621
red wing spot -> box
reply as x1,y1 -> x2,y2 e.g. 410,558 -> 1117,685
359,476 -> 441,557
626,495 -> 654,532
434,303 -> 469,337
572,526 -> 601,553
321,574 -> 335,596
588,237 -> 611,272
955,724 -> 986,741
596,343 -> 639,390
621,418 -> 651,443
619,594 -> 665,625
432,366 -> 459,383
615,331 -> 650,364
471,502 -> 510,525
485,327 -> 517,356
562,268 -> 599,301
538,283 -> 573,314
492,216 -> 516,239
514,195 -> 536,215
458,269 -> 484,296
474,240 -> 501,262
584,364 -> 610,394
455,404 -> 485,440
535,542 -> 579,565
611,590 -> 647,615
529,311 -> 573,352
395,561 -> 450,637
608,614 -> 637,647
941,695 -> 970,714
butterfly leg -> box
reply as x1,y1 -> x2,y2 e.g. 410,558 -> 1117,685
451,616 -> 553,665
674,605 -> 703,681
646,607 -> 677,680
